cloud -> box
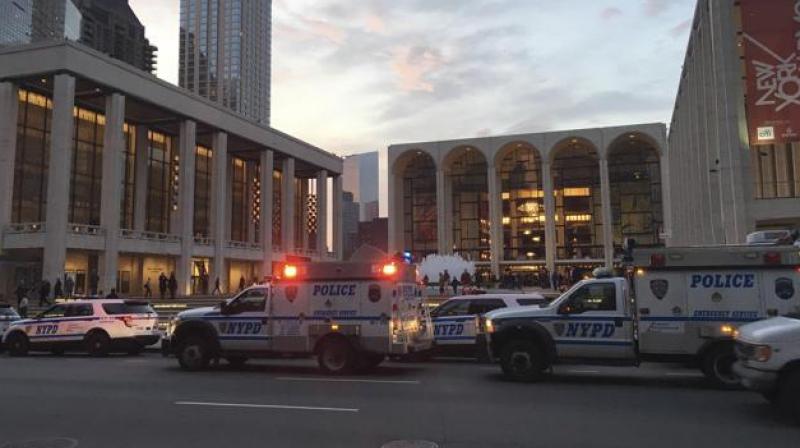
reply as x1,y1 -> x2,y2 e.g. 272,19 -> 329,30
601,7 -> 623,20
365,12 -> 386,33
390,45 -> 445,92
643,0 -> 672,17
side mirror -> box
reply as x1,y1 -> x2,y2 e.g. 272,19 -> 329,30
219,301 -> 230,315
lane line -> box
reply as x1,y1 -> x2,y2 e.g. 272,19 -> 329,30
275,377 -> 420,385
175,401 -> 359,413
567,369 -> 600,374
665,372 -> 703,378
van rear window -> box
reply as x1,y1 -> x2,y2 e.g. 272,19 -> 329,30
102,302 -> 154,315
516,298 -> 546,306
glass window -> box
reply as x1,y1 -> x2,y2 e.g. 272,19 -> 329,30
401,152 -> 437,261
12,90 -> 52,223
194,145 -> 212,237
516,298 -> 546,306
40,305 -> 67,319
231,288 -> 267,313
448,148 -> 490,262
499,144 -> 545,261
468,299 -> 506,315
65,304 -> 94,317
432,299 -> 471,317
565,283 -> 617,312
102,302 -> 155,315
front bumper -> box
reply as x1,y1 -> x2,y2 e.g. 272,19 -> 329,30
476,334 -> 492,362
733,361 -> 779,392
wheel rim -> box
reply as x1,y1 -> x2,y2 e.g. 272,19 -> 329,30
714,354 -> 738,385
323,345 -> 347,371
183,345 -> 203,366
510,351 -> 532,374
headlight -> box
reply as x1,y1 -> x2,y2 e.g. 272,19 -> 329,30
753,345 -> 772,362
167,318 -> 179,336
720,324 -> 736,336
485,318 -> 495,334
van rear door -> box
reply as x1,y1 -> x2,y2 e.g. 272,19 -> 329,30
759,269 -> 800,317
637,271 -> 690,354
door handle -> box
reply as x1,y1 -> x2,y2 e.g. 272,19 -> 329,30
639,308 -> 650,315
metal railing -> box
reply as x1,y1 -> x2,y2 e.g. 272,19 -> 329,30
194,236 -> 214,246
68,224 -> 105,236
4,222 -> 45,234
120,229 -> 181,243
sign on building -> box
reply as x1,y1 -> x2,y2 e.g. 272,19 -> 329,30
741,0 -> 800,145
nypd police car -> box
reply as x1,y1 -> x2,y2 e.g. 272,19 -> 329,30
431,293 -> 547,356
2,299 -> 160,357
0,303 -> 20,350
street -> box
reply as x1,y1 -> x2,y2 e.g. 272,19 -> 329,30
0,354 -> 796,448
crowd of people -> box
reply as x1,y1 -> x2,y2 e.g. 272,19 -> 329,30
421,266 -> 590,296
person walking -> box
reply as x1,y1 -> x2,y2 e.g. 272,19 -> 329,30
143,278 -> 152,298
168,272 -> 178,300
451,277 -> 460,295
39,279 -> 51,307
19,295 -> 29,318
64,275 -> 74,299
158,273 -> 167,300
212,277 -> 222,295
53,278 -> 63,300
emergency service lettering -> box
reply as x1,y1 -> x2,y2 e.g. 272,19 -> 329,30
689,274 -> 755,289
564,322 -> 616,338
313,284 -> 357,296
218,321 -> 262,335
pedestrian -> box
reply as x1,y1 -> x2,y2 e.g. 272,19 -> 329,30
438,272 -> 445,295
460,269 -> 471,287
53,277 -> 63,300
15,282 -> 26,307
238,275 -> 246,292
143,278 -> 152,298
39,279 -> 51,307
168,272 -> 178,300
212,277 -> 222,295
451,277 -> 460,295
90,272 -> 99,296
19,295 -> 29,318
422,274 -> 430,292
106,288 -> 119,299
158,273 -> 167,299
64,274 -> 74,299
549,269 -> 558,291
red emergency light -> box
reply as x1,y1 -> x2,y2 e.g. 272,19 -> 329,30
763,252 -> 781,265
650,254 -> 666,267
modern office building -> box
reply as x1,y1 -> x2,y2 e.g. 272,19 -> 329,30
179,0 -> 271,125
388,124 -> 668,278
341,191 -> 360,259
343,151 -> 380,222
668,0 -> 800,245
73,0 -> 157,73
0,0 -> 81,47
0,41 -> 343,299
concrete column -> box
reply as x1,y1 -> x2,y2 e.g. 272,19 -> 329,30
0,82 -> 19,238
281,158 -> 296,255
487,163 -> 502,278
246,161 -> 256,243
599,158 -> 614,268
387,170 -> 402,255
99,93 -> 126,294
436,168 -> 448,255
211,132 -> 228,293
316,170 -> 329,257
542,161 -> 556,272
133,125 -> 149,231
176,120 -> 196,296
300,180 -> 310,252
332,175 -> 344,260
260,150 -> 274,278
42,74 -> 76,284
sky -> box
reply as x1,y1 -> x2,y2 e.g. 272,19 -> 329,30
129,0 -> 697,216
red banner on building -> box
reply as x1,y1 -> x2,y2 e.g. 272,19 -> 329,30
741,0 -> 800,144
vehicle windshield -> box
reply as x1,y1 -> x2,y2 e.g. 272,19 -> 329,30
102,302 -> 154,315
0,307 -> 19,318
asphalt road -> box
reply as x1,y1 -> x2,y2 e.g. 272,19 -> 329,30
0,354 -> 797,448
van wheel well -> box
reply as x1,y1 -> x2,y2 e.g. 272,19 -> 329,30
494,327 -> 556,365
313,333 -> 354,355
174,322 -> 220,355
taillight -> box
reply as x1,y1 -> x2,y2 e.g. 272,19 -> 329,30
764,252 -> 781,265
382,263 -> 398,276
117,316 -> 134,327
650,254 -> 665,267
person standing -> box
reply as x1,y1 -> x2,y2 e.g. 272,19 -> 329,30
451,276 -> 460,295
212,277 -> 222,295
158,273 -> 167,300
438,272 -> 445,295
143,278 -> 152,298
168,272 -> 178,300
64,274 -> 74,299
238,275 -> 246,292
460,270 -> 471,288
90,272 -> 99,296
19,295 -> 29,318
15,282 -> 26,307
39,279 -> 51,307
106,289 -> 119,299
53,278 -> 63,300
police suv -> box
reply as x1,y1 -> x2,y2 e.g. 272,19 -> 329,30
2,300 -> 160,356
431,294 -> 547,356
0,303 -> 20,350
163,261 -> 433,374
481,245 -> 800,387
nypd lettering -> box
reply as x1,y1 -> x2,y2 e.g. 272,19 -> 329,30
218,321 -> 262,335
35,324 -> 58,335
434,323 -> 464,337
690,273 -> 755,289
553,321 -> 616,338
313,284 -> 357,296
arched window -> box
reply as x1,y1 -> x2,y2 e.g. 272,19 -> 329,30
498,143 -> 544,261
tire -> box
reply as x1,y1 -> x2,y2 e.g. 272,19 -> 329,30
317,338 -> 356,375
85,331 -> 111,357
177,336 -> 212,371
777,369 -> 800,424
701,344 -> 740,389
6,332 -> 29,357
500,340 -> 547,382
356,353 -> 384,372
226,356 -> 248,368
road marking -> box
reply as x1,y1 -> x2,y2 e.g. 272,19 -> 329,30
665,372 -> 703,378
276,377 -> 420,385
175,401 -> 359,413
567,369 -> 600,374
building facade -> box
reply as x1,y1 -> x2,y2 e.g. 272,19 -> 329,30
0,42 -> 342,299
0,0 -> 81,47
73,0 -> 157,73
668,0 -> 800,245
342,151 -> 380,222
388,124 -> 669,279
341,191 -> 360,259
179,0 -> 271,125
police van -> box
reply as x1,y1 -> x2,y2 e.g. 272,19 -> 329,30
163,261 -> 433,374
431,294 -> 547,356
481,245 -> 800,387
2,300 -> 160,356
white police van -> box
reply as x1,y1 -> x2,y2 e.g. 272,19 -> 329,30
163,261 -> 433,373
0,304 -> 20,350
2,300 -> 160,356
431,294 -> 547,356
482,245 -> 800,387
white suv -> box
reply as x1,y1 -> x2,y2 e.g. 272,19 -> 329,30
2,300 -> 159,357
